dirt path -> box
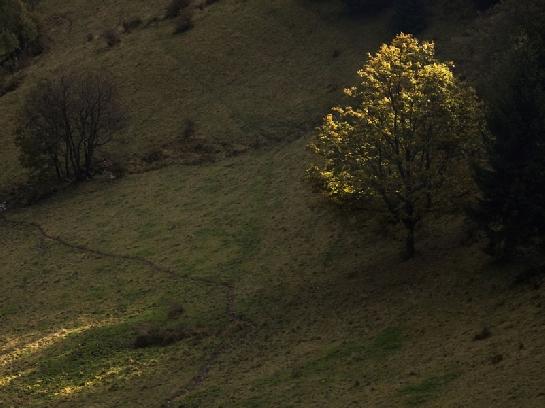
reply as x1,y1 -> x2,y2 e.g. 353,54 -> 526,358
1,214 -> 253,404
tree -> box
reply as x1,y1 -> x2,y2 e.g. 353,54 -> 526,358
342,0 -> 393,14
309,34 -> 484,257
470,0 -> 545,259
473,0 -> 499,11
391,0 -> 428,34
0,0 -> 39,67
15,70 -> 125,182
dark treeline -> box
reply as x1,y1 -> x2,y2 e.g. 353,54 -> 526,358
470,0 -> 545,259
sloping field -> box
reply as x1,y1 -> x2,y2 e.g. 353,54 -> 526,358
2,140 -> 545,407
1,0 -> 545,407
0,0 -> 390,188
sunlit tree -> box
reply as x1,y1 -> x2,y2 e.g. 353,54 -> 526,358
309,34 -> 484,257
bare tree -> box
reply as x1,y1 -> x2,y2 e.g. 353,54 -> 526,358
16,70 -> 124,182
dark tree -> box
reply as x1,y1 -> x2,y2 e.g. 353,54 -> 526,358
471,0 -> 545,258
473,0 -> 499,11
16,70 -> 125,182
391,0 -> 428,34
342,0 -> 393,14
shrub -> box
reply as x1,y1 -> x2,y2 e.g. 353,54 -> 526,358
133,324 -> 189,348
122,17 -> 143,33
180,119 -> 195,140
173,9 -> 194,34
102,29 -> 121,47
165,0 -> 191,19
142,149 -> 166,164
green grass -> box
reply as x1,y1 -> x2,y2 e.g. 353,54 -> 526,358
2,135 -> 544,408
0,0 -> 392,190
2,1 -> 545,407
400,373 -> 460,406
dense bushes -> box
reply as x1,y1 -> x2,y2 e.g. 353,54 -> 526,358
470,0 -> 545,258
0,0 -> 41,67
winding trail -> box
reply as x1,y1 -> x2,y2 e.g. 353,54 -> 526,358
1,214 -> 253,404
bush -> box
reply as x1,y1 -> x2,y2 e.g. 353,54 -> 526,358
133,324 -> 189,348
180,119 -> 195,140
165,0 -> 191,19
173,9 -> 194,34
102,29 -> 121,47
122,17 -> 143,33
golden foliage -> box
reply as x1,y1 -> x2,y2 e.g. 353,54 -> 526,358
310,34 -> 484,225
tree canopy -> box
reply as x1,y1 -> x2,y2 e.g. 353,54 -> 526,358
309,34 -> 484,257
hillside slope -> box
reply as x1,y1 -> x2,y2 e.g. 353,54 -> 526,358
1,1 -> 545,407
2,139 -> 545,407
0,0 -> 390,188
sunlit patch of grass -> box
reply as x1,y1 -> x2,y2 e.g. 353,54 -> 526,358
54,366 -> 125,396
2,306 -> 217,401
0,372 -> 25,388
0,325 -> 96,370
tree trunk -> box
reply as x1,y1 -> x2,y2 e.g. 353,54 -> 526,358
405,223 -> 416,259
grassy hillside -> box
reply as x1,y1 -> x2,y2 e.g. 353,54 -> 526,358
1,0 -> 545,407
0,0 -> 391,188
2,139 -> 545,407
